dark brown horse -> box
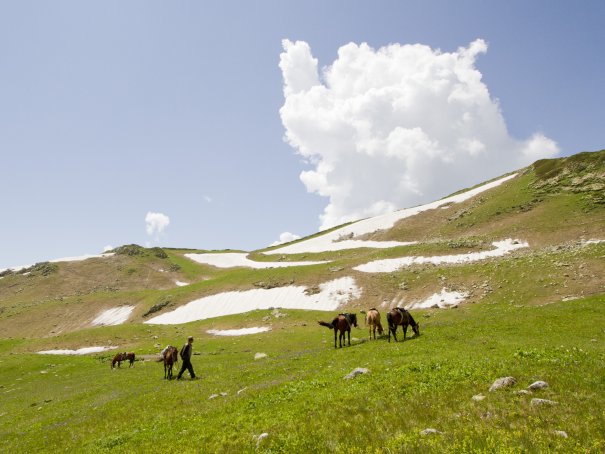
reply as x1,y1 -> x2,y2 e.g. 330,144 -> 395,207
162,346 -> 178,380
386,308 -> 420,343
111,352 -> 135,369
318,313 -> 358,348
365,308 -> 384,340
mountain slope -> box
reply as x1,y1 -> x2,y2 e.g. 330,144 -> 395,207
0,150 -> 603,336
0,150 -> 604,452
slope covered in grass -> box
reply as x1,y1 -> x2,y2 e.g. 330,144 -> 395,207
0,295 -> 603,452
0,150 -> 603,452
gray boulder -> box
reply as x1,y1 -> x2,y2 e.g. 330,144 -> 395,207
528,380 -> 549,390
489,376 -> 517,392
344,368 -> 369,380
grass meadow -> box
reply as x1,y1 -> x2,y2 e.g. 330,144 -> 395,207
1,295 -> 603,453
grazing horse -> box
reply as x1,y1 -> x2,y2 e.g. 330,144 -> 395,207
318,313 -> 358,348
386,308 -> 420,343
162,346 -> 179,380
111,352 -> 135,369
365,308 -> 384,340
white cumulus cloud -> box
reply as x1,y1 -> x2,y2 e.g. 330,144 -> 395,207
279,39 -> 559,230
145,212 -> 170,239
270,231 -> 301,247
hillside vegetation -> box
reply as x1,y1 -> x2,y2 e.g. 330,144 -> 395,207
0,150 -> 603,452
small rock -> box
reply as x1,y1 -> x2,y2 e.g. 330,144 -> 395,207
515,390 -> 532,395
220,392 -> 228,397
344,368 -> 369,380
420,428 -> 442,436
554,430 -> 568,438
208,394 -> 219,400
254,353 -> 267,360
531,398 -> 558,407
489,376 -> 517,392
472,394 -> 486,401
528,381 -> 549,390
237,387 -> 247,395
255,432 -> 269,448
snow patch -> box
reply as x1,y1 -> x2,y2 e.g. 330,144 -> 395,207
266,174 -> 517,255
91,306 -> 135,326
175,281 -> 189,287
207,327 -> 271,336
38,346 -> 117,355
354,239 -> 528,273
145,277 -> 361,325
185,252 -> 326,269
407,289 -> 468,309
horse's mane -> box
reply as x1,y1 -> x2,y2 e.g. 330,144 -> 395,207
407,311 -> 418,327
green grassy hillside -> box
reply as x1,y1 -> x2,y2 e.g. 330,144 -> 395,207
0,150 -> 603,452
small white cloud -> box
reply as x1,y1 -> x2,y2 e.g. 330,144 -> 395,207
103,245 -> 113,252
145,212 -> 170,239
204,195 -> 213,203
279,39 -> 560,230
270,232 -> 301,247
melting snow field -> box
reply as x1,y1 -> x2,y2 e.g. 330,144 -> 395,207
38,346 -> 117,355
185,252 -> 326,269
175,281 -> 189,287
354,239 -> 529,273
265,174 -> 517,255
91,306 -> 135,326
406,288 -> 468,310
145,277 -> 361,325
207,327 -> 271,336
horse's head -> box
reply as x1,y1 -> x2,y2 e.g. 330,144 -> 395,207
350,313 -> 358,328
412,322 -> 420,336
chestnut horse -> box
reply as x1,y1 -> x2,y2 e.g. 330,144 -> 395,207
365,308 -> 384,340
318,313 -> 358,348
162,346 -> 179,380
111,352 -> 135,369
386,308 -> 420,343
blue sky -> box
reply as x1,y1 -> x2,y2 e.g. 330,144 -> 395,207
1,1 -> 603,269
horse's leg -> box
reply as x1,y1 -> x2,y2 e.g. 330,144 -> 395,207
403,324 -> 408,341
347,328 -> 351,346
334,328 -> 337,348
392,325 -> 398,342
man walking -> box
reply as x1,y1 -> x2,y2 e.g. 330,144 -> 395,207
177,336 -> 196,380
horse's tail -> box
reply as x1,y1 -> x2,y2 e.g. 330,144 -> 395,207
318,320 -> 334,329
